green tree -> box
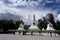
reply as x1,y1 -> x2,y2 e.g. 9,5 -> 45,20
38,17 -> 48,30
47,13 -> 56,29
0,20 -> 16,31
0,20 -> 9,31
15,20 -> 24,29
56,20 -> 60,30
24,25 -> 30,30
48,13 -> 54,23
38,19 -> 43,30
8,20 -> 16,29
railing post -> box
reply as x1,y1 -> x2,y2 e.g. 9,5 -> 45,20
31,31 -> 33,35
50,32 -> 52,37
13,32 -> 15,35
19,32 -> 21,35
23,31 -> 26,35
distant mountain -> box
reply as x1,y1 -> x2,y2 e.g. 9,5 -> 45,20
0,13 -> 23,21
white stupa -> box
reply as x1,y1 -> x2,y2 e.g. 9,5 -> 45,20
46,22 -> 55,30
42,28 -> 45,30
46,22 -> 56,36
29,14 -> 39,31
17,23 -> 24,31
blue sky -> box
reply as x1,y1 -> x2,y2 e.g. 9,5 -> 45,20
0,0 -> 60,25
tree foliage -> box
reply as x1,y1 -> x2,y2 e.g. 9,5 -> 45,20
38,19 -> 43,30
0,20 -> 16,31
56,20 -> 60,30
24,25 -> 30,30
15,20 -> 24,29
0,20 -> 24,31
38,17 -> 48,30
48,13 -> 54,23
47,13 -> 57,29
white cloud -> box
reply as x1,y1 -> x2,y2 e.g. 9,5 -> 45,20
6,0 -> 40,7
45,0 -> 55,3
8,0 -> 18,3
55,0 -> 60,3
0,0 -> 59,25
7,0 -> 29,7
57,14 -> 60,21
0,1 -> 7,13
39,0 -> 42,2
0,0 -> 57,20
29,1 -> 39,7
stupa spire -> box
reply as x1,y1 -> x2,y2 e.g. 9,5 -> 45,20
33,14 -> 35,25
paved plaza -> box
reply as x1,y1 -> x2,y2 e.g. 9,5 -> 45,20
0,32 -> 60,40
